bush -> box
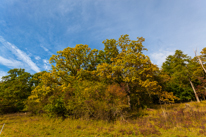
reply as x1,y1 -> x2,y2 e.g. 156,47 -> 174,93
65,81 -> 129,120
44,98 -> 67,117
27,79 -> 129,120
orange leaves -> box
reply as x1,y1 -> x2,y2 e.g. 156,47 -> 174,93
106,83 -> 127,99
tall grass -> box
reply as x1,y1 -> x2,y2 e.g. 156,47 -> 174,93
1,101 -> 206,136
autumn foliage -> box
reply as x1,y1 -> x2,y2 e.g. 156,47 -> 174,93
0,35 -> 205,120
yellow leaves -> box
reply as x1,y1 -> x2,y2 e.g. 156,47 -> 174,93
146,74 -> 152,78
124,77 -> 130,82
159,91 -> 179,103
29,35 -> 168,115
96,36 -> 161,99
159,73 -> 170,83
110,58 -> 114,62
142,80 -> 158,89
106,75 -> 112,79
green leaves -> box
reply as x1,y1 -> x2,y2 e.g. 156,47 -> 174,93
0,69 -> 32,113
161,50 -> 197,101
97,35 -> 162,108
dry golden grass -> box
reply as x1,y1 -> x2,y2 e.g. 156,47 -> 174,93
1,101 -> 206,136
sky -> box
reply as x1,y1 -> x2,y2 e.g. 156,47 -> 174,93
0,0 -> 206,78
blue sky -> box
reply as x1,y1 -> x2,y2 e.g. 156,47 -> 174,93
0,0 -> 206,78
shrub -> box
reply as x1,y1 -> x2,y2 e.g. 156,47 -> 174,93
65,81 -> 129,120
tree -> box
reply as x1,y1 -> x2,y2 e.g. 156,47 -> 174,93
0,68 -> 32,113
97,35 -> 163,109
49,44 -> 99,78
28,35 -> 177,119
28,44 -> 102,117
194,48 -> 206,73
29,71 -> 47,89
191,48 -> 206,100
161,50 -> 199,102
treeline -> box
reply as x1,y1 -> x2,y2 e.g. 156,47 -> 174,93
0,35 -> 205,120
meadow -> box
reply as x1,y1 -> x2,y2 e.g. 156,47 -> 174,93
1,101 -> 206,137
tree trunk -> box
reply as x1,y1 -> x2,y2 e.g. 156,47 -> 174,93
195,50 -> 206,73
189,78 -> 200,103
126,83 -> 131,109
197,56 -> 206,73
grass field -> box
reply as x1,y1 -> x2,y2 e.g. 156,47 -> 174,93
1,101 -> 206,137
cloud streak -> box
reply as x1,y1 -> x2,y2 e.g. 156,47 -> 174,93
40,45 -> 53,55
35,56 -> 41,60
0,36 -> 41,72
0,1 -> 206,73
0,56 -> 23,68
10,45 -> 41,72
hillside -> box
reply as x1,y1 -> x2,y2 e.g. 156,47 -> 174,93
1,101 -> 206,137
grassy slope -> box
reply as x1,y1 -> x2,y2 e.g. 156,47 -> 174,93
1,101 -> 206,137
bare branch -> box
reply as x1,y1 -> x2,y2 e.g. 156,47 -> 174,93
189,77 -> 200,103
194,49 -> 206,73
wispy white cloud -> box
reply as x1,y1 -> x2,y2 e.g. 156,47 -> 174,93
40,45 -> 49,52
0,36 -> 41,72
150,49 -> 174,67
43,59 -> 50,70
1,0 -> 206,74
10,44 -> 41,72
35,56 -> 41,60
40,45 -> 53,55
0,56 -> 23,68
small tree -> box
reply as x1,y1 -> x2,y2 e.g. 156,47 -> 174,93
0,68 -> 32,113
161,50 -> 199,102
